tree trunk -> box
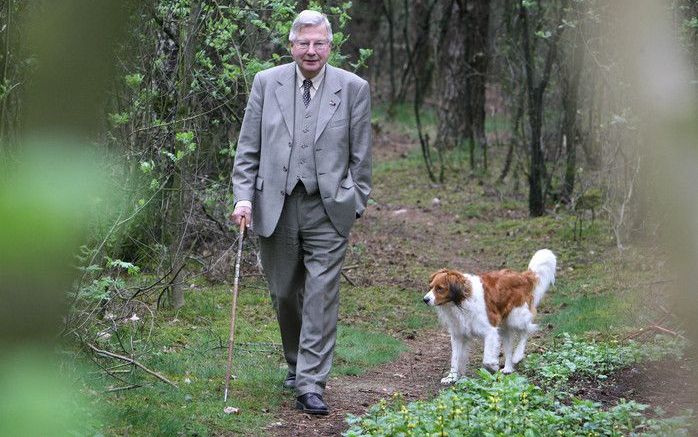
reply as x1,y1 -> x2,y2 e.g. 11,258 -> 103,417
466,0 -> 491,171
410,0 -> 438,106
434,0 -> 465,154
561,17 -> 585,203
381,0 -> 397,113
498,85 -> 525,183
520,0 -> 566,217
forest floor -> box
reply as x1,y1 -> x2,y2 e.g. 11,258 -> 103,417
265,126 -> 698,436
86,112 -> 696,436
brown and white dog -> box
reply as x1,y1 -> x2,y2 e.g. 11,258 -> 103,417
423,249 -> 556,384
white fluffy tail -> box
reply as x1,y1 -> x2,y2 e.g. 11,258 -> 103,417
528,249 -> 556,307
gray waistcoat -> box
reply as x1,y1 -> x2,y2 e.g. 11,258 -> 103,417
285,77 -> 325,195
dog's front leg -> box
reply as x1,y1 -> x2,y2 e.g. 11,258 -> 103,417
441,333 -> 466,384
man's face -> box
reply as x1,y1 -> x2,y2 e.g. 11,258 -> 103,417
290,25 -> 331,79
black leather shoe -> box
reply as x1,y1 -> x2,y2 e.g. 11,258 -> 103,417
283,373 -> 296,390
295,393 -> 329,415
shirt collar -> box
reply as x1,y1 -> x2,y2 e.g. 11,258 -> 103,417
296,64 -> 326,90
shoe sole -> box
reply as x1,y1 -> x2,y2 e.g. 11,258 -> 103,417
295,401 -> 329,415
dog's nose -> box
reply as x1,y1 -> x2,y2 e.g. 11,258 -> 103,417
423,296 -> 430,304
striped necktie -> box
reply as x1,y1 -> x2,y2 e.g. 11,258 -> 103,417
302,79 -> 312,108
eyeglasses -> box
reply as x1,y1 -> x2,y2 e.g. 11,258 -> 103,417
294,40 -> 330,51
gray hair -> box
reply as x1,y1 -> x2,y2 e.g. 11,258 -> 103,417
288,10 -> 333,43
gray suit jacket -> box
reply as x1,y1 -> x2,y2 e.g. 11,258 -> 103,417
233,62 -> 372,237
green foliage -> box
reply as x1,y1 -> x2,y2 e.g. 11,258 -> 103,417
107,111 -> 129,126
77,276 -> 122,302
345,336 -> 692,437
124,73 -> 143,89
106,257 -> 141,276
523,333 -> 686,389
346,369 -> 690,437
350,48 -> 373,72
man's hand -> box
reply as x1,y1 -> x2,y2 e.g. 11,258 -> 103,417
231,204 -> 252,228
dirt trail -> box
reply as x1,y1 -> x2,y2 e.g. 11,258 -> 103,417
268,329 -> 453,436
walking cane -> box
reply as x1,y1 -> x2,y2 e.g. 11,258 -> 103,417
224,216 -> 246,402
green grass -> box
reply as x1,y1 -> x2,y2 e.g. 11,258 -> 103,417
334,325 -> 407,376
82,277 -> 422,436
539,250 -> 668,336
339,285 -> 437,333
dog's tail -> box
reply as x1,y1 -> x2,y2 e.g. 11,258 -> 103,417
528,249 -> 556,307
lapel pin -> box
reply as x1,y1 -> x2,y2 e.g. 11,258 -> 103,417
329,100 -> 336,106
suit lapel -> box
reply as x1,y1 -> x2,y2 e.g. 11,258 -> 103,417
274,63 -> 296,137
314,65 -> 342,143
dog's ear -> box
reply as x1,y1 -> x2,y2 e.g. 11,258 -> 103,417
429,268 -> 448,283
448,274 -> 471,306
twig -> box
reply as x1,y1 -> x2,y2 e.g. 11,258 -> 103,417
341,270 -> 357,286
358,388 -> 390,394
87,343 -> 178,388
106,384 -> 142,393
649,325 -> 685,339
529,341 -> 547,352
622,313 -> 676,341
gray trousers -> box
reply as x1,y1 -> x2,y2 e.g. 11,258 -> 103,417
259,185 -> 348,396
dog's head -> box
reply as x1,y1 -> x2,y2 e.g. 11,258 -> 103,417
423,269 -> 472,306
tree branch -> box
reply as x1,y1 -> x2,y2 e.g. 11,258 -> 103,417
87,343 -> 179,388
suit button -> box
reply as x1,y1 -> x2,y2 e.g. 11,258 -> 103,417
280,190 -> 285,196
305,114 -> 310,118
288,141 -> 292,147
282,166 -> 287,172
301,144 -> 307,148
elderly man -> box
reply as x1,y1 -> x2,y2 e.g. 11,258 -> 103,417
231,10 -> 372,415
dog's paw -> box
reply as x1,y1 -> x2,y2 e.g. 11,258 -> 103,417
440,372 -> 459,385
501,365 -> 515,374
483,362 -> 500,373
512,352 -> 525,365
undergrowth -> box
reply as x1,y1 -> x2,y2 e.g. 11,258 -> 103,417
345,335 -> 692,436
522,333 -> 687,390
